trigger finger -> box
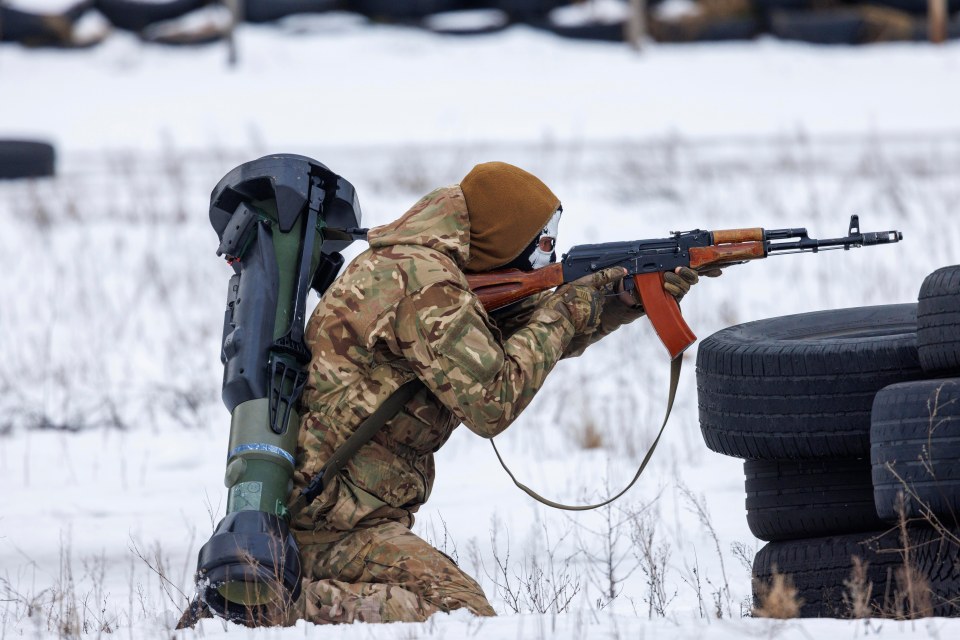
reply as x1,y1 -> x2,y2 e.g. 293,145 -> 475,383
593,266 -> 628,288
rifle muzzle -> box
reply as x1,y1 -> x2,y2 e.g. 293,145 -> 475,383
861,230 -> 903,245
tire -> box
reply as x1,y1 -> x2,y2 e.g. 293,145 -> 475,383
697,304 -> 922,460
96,0 -> 210,32
351,1 -> 466,20
917,266 -> 960,374
242,0 -> 342,24
753,527 -> 960,618
745,458 -> 884,542
0,140 -> 55,179
767,9 -> 864,45
499,0 -> 566,21
863,0 -> 960,15
698,17 -> 762,41
545,19 -> 625,42
871,378 -> 960,523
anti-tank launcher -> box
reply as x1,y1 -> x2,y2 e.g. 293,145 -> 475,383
194,154 -> 361,623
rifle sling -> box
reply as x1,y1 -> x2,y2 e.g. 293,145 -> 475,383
490,356 -> 682,511
294,357 -> 680,515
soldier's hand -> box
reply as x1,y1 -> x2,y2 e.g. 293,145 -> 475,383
550,267 -> 627,334
663,266 -> 721,303
614,277 -> 643,310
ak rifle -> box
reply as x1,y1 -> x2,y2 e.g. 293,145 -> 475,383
467,215 -> 903,359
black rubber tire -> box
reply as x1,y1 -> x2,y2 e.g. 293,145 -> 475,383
351,0 -> 466,20
95,0 -> 210,32
864,0 -> 960,15
0,140 -> 55,179
698,16 -> 762,41
499,0 -> 566,21
544,19 -> 624,42
745,458 -> 884,542
753,527 -> 960,618
767,9 -> 865,45
871,378 -> 960,523
242,0 -> 342,24
917,266 -> 960,374
697,304 -> 922,460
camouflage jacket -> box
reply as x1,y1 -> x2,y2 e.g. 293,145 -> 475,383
290,186 -> 643,536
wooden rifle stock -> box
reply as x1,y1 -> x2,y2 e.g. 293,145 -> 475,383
467,262 -> 565,312
468,265 -> 699,360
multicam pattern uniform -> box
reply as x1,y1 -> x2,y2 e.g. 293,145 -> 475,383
287,186 -> 644,624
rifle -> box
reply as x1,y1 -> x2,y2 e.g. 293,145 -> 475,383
467,215 -> 903,359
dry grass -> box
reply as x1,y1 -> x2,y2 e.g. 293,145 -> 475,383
1,536 -> 121,638
753,569 -> 802,619
574,419 -> 605,450
891,563 -> 933,620
889,496 -> 935,620
842,556 -> 873,619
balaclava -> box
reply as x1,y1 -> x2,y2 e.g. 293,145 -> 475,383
502,206 -> 562,271
460,162 -> 561,272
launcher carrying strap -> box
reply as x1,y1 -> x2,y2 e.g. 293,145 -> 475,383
290,379 -> 422,514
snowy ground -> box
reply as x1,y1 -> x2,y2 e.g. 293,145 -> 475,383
4,12 -> 960,151
2,12 -> 960,640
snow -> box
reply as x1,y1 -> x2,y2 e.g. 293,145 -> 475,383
422,9 -> 510,32
2,12 -> 960,640
653,0 -> 703,21
550,0 -> 632,25
3,17 -> 960,151
140,5 -> 234,41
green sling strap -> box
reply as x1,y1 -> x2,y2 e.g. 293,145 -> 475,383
490,357 -> 683,511
291,378 -> 423,513
295,357 -> 681,514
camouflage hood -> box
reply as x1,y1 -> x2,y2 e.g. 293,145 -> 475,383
366,186 -> 471,268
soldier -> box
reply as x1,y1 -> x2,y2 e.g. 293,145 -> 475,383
286,161 -> 708,624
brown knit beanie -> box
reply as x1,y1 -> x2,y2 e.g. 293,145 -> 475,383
460,162 -> 561,272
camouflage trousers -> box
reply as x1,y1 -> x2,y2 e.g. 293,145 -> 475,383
288,520 -> 496,624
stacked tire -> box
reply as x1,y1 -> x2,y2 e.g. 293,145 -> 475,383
697,270 -> 960,618
0,140 -> 55,179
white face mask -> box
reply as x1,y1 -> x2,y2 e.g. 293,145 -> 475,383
528,207 -> 562,269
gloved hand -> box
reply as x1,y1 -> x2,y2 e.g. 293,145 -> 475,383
616,266 -> 722,308
548,266 -> 627,334
663,266 -> 699,302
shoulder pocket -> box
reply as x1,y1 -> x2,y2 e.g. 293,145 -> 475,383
434,304 -> 504,385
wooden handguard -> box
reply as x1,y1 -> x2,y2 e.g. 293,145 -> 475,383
468,263 -> 565,312
689,242 -> 766,270
633,272 -> 696,360
712,227 -> 764,244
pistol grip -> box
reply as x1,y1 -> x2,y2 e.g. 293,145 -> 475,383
633,273 -> 697,359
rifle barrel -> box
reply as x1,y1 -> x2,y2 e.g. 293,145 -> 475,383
766,229 -> 902,253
